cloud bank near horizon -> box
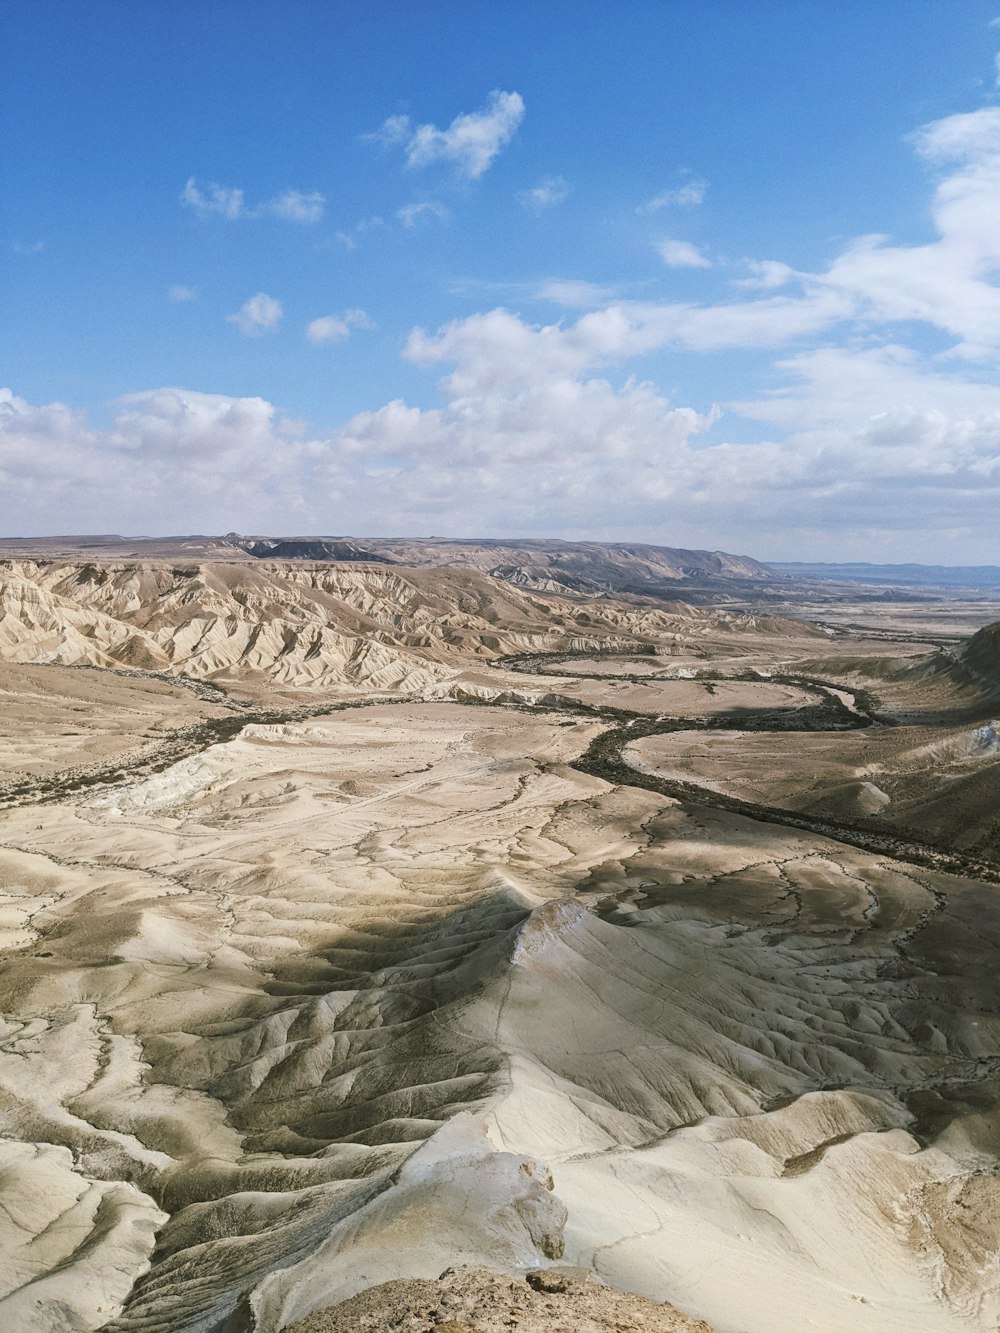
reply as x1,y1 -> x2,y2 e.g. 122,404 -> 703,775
5,102 -> 1000,561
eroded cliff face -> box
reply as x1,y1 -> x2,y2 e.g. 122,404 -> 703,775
0,533 -> 776,595
2,568 -> 1000,1333
0,560 -> 652,690
0,559 -> 806,692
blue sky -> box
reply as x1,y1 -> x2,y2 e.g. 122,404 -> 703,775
4,1 -> 1000,560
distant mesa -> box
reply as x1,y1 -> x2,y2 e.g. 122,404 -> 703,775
0,533 -> 776,597
240,536 -> 775,596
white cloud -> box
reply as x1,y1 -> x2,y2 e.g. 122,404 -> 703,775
639,179 -> 708,212
0,386 -> 308,532
333,213 -> 386,247
331,214 -> 386,249
320,307 -> 1000,553
345,307 -> 374,329
109,388 -> 287,457
181,179 -> 326,223
536,280 -> 626,307
656,238 -> 712,269
168,285 -> 197,303
396,287 -> 849,381
306,316 -> 350,345
372,113 -> 411,146
518,176 -> 571,211
226,292 -> 283,337
267,189 -> 326,223
573,102 -> 1000,356
0,388 -> 97,488
811,108 -> 1000,353
397,200 -> 450,228
12,240 -> 44,255
733,260 -> 797,290
7,312 -> 1000,553
372,90 -> 525,179
306,309 -> 374,344
181,177 -> 244,220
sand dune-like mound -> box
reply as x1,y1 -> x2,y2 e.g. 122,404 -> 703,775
798,776 -> 892,816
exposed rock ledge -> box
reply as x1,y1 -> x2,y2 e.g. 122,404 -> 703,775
285,1264 -> 712,1333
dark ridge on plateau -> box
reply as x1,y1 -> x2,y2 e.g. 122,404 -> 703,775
249,540 -> 397,564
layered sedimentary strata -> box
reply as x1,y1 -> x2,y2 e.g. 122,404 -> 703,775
0,560 -> 798,692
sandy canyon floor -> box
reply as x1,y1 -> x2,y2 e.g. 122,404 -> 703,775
2,559 -> 1000,1332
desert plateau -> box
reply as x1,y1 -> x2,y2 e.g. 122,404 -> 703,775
0,539 -> 997,1332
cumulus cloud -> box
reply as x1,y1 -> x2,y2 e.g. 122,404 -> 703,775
0,387 -> 309,531
227,292 -> 283,337
6,310 -> 1000,552
0,388 -> 97,489
9,98 -> 1000,557
811,107 -> 1000,354
306,309 -> 374,344
396,200 -> 450,228
168,285 -> 197,303
518,176 -> 571,211
320,305 -> 1000,553
12,240 -> 44,255
656,238 -> 712,268
371,90 -> 525,179
639,179 -> 707,212
181,178 -> 326,223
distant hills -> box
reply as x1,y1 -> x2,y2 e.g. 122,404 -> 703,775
4,536 -> 997,597
771,562 -> 1000,590
0,534 -> 774,597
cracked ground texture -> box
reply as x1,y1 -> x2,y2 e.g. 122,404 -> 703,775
2,562 -> 1000,1332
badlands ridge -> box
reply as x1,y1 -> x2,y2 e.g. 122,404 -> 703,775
1,545 -> 1000,1332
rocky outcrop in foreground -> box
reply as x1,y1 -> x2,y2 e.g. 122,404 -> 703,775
286,1266 -> 712,1333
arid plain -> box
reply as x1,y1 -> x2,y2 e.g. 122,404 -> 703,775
2,541 -> 1000,1333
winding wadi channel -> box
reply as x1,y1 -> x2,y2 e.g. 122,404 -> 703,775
6,650 -> 997,886
498,652 -> 1000,885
